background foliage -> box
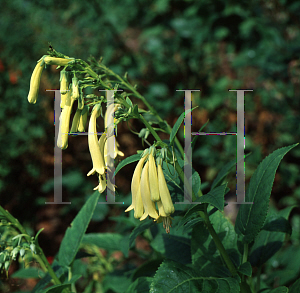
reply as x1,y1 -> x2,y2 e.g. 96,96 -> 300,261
0,0 -> 299,292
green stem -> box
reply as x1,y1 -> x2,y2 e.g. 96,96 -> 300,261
36,246 -> 61,285
0,206 -> 27,235
243,244 -> 249,264
242,244 -> 249,282
140,114 -> 197,203
256,266 -> 261,292
139,114 -> 163,144
202,209 -> 238,277
99,64 -> 185,157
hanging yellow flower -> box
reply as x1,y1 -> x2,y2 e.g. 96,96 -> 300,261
157,157 -> 175,216
87,104 -> 106,176
104,103 -> 124,159
27,58 -> 45,104
148,146 -> 160,202
125,150 -> 149,219
139,161 -> 159,221
57,92 -> 75,149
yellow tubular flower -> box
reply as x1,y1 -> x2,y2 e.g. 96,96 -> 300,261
78,105 -> 88,132
125,152 -> 148,219
71,76 -> 80,100
157,160 -> 175,216
104,104 -> 123,158
98,132 -> 107,166
57,93 -> 75,149
60,89 -> 70,109
70,108 -> 82,133
140,161 -> 159,221
93,173 -> 107,193
27,59 -> 45,104
87,105 -> 105,176
105,104 -> 120,129
44,56 -> 75,66
59,70 -> 69,95
149,147 -> 160,202
156,200 -> 167,217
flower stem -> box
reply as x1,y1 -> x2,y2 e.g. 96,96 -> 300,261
202,209 -> 238,277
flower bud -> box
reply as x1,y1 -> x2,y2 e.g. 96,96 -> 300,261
27,58 -> 45,104
44,56 -> 75,66
60,70 -> 69,95
78,105 -> 88,132
71,76 -> 80,100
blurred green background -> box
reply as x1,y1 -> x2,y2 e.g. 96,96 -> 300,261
0,0 -> 300,290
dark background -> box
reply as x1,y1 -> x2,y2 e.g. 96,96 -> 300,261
0,0 -> 299,291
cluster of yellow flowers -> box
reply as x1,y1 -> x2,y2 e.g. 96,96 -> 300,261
27,55 -> 174,232
27,56 -> 124,193
126,146 -> 174,233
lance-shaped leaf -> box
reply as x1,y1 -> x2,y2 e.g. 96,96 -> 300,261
235,143 -> 298,244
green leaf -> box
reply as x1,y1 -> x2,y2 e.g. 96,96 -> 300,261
192,210 -> 240,276
289,278 -> 300,293
150,260 -> 240,293
262,206 -> 295,235
82,282 -> 94,293
268,286 -> 289,293
103,271 -> 132,293
169,107 -> 196,146
131,259 -> 163,280
12,267 -> 45,279
177,204 -> 205,230
125,277 -> 152,293
211,153 -> 251,190
162,162 -> 202,199
266,245 -> 300,286
82,233 -> 124,251
40,284 -> 71,293
238,262 -> 252,277
195,183 -> 228,212
126,96 -> 133,106
129,219 -> 155,248
58,191 -> 100,267
235,143 -> 298,244
249,229 -> 284,268
151,234 -> 191,264
249,206 -> 295,267
114,153 -> 141,177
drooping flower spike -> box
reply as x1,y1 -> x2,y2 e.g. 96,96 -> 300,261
87,104 -> 106,177
125,149 -> 149,219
